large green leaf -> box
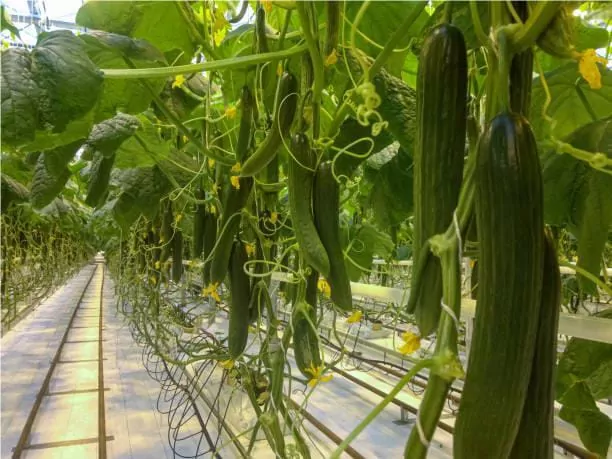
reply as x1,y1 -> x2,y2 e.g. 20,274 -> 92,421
1,173 -> 30,212
1,31 -> 102,152
556,310 -> 612,458
113,114 -> 174,169
531,63 -> 612,141
76,1 -> 196,58
543,117 -> 612,294
79,32 -> 167,122
83,113 -> 142,159
342,2 -> 429,76
30,140 -> 84,209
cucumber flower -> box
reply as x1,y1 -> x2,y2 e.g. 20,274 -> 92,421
577,49 -> 607,90
230,176 -> 240,190
317,278 -> 331,297
398,331 -> 421,355
202,282 -> 220,302
346,310 -> 363,324
305,364 -> 333,388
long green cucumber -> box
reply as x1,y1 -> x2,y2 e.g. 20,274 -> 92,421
202,211 -> 218,286
454,112 -> 544,459
228,240 -> 252,358
236,85 -> 254,163
313,161 -> 352,311
509,1 -> 534,117
240,72 -> 297,177
192,187 -> 206,258
288,133 -> 330,277
509,229 -> 561,459
172,229 -> 183,283
409,23 -> 467,337
209,176 -> 253,285
292,300 -> 322,379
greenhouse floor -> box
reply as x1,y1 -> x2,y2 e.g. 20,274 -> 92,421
1,260 -> 173,459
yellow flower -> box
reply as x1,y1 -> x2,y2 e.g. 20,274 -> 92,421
202,282 -> 221,302
225,105 -> 237,119
172,74 -> 186,89
578,49 -> 607,90
210,204 -> 217,215
208,158 -> 216,169
262,0 -> 273,13
317,278 -> 331,297
231,162 -> 241,173
325,49 -> 338,67
182,135 -> 189,143
346,310 -> 363,324
175,213 -> 183,224
219,359 -> 234,370
245,243 -> 256,257
270,211 -> 278,224
305,364 -> 333,388
154,260 -> 161,270
231,175 -> 241,190
398,331 -> 421,355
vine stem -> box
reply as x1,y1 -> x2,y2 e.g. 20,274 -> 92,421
102,43 -> 309,79
507,1 -> 560,53
329,358 -> 434,459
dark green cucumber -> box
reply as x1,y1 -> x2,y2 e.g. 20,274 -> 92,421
313,161 -> 352,311
240,72 -> 297,177
172,229 -> 183,283
288,133 -> 330,277
409,23 -> 468,337
509,1 -> 534,117
509,229 -> 561,459
236,86 -> 254,163
209,176 -> 253,285
192,187 -> 206,258
324,1 -> 340,59
292,300 -> 322,379
454,112 -> 544,459
228,240 -> 252,358
202,211 -> 218,286
85,153 -> 115,208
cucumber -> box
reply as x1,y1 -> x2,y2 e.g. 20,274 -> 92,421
192,187 -> 206,258
240,72 -> 298,177
313,161 -> 352,311
236,85 -> 254,163
454,112 -> 544,459
288,133 -> 330,277
324,1 -> 340,59
202,211 -> 218,286
209,176 -> 253,285
228,240 -> 252,358
409,23 -> 468,337
172,229 -> 183,283
292,300 -> 322,379
509,1 -> 534,117
509,229 -> 561,459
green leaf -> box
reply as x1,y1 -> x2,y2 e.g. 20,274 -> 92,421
30,140 -> 84,209
85,153 -> 116,208
1,173 -> 30,212
83,113 -> 142,158
342,2 -> 429,76
364,145 -> 414,229
76,1 -> 196,57
113,114 -> 174,168
559,406 -> 612,458
531,63 -> 612,141
345,222 -> 394,281
79,32 -> 167,122
1,5 -> 20,37
32,31 -> 103,133
1,49 -> 39,146
587,359 -> 612,400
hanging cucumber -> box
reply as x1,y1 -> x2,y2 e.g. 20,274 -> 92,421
454,113 -> 544,459
236,85 -> 254,164
509,229 -> 561,459
288,133 -> 330,278
313,161 -> 352,311
228,240 -> 252,359
85,153 -> 115,208
292,299 -> 322,380
408,23 -> 468,337
202,211 -> 218,286
172,229 -> 183,283
209,176 -> 254,285
240,72 -> 298,177
192,187 -> 206,258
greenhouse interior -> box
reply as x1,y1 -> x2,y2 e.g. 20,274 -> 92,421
1,1 -> 611,458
